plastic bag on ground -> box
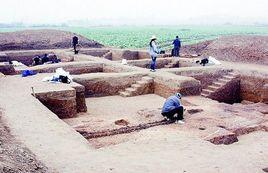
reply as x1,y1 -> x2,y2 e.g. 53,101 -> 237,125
42,68 -> 73,83
121,59 -> 127,65
208,56 -> 221,65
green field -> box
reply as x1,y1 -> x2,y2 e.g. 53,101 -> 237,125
1,25 -> 268,49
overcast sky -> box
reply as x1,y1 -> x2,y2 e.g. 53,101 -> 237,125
0,0 -> 268,25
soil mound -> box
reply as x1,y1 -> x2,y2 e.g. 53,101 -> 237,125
0,29 -> 103,51
182,35 -> 268,65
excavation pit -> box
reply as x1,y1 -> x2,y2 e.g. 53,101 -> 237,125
1,30 -> 268,173
63,94 -> 168,147
63,94 -> 268,148
0,49 -> 74,66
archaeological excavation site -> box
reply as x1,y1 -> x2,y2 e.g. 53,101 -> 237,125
0,30 -> 267,173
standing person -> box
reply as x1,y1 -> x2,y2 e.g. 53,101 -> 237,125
72,35 -> 79,54
149,35 -> 159,72
161,93 -> 185,124
173,36 -> 181,57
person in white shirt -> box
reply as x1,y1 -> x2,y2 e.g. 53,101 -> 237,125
149,35 -> 159,72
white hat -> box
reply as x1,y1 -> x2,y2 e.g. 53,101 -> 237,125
176,92 -> 182,99
151,35 -> 157,40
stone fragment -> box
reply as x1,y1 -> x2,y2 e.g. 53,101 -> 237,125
263,167 -> 268,173
205,128 -> 238,145
187,108 -> 203,115
0,72 -> 5,77
115,119 -> 129,126
0,62 -> 16,75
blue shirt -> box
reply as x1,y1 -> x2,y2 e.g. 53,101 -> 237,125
162,95 -> 181,113
173,38 -> 181,48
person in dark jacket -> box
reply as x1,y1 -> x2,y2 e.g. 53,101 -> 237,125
32,55 -> 41,66
162,93 -> 185,124
72,35 -> 79,54
172,36 -> 181,57
41,54 -> 49,64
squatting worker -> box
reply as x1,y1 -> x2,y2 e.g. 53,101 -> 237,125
149,35 -> 159,72
72,35 -> 79,54
172,36 -> 181,57
162,93 -> 185,124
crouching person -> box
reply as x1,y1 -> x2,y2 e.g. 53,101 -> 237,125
162,93 -> 185,124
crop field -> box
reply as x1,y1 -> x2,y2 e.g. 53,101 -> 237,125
1,25 -> 268,49
66,26 -> 268,49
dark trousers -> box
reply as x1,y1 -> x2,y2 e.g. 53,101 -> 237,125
173,47 -> 180,57
150,56 -> 156,70
73,44 -> 78,54
162,106 -> 184,121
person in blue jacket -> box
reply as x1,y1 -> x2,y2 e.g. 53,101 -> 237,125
161,93 -> 185,124
172,36 -> 181,57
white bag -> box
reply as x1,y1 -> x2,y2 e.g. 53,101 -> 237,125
208,56 -> 221,65
121,59 -> 127,65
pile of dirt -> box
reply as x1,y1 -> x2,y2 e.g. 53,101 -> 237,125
182,35 -> 268,65
182,40 -> 213,56
0,29 -> 103,51
0,111 -> 49,173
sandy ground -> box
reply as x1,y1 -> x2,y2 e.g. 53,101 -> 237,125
66,96 -> 268,173
0,110 -> 49,173
64,94 -> 166,129
0,51 -> 267,172
221,61 -> 268,74
62,94 -> 268,173
92,128 -> 268,173
64,95 -> 268,173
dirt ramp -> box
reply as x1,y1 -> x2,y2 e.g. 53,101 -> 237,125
0,29 -> 103,51
183,35 -> 268,65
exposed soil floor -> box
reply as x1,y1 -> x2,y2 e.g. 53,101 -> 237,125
0,111 -> 49,173
64,94 -> 267,151
63,94 -> 268,173
0,38 -> 267,172
220,61 -> 268,74
91,129 -> 268,173
64,94 -> 165,129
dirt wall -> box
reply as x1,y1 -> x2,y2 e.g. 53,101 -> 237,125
80,49 -> 110,57
111,49 -> 140,61
0,52 -> 9,62
0,63 -> 16,75
153,73 -> 201,98
126,58 -> 171,69
35,89 -> 77,119
240,74 -> 268,102
178,58 -> 201,67
73,73 -> 146,97
17,61 -> 104,75
209,78 -> 241,104
3,50 -> 74,66
5,51 -> 54,66
168,67 -> 231,89
109,49 -> 163,61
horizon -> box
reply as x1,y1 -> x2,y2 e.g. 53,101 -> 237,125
0,23 -> 268,28
0,0 -> 268,26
